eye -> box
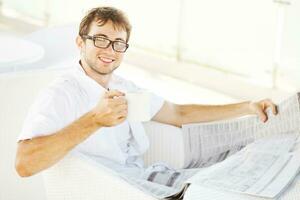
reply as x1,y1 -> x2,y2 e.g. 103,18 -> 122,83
115,41 -> 126,46
95,37 -> 107,42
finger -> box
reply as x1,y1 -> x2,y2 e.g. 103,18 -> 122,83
116,116 -> 126,123
111,97 -> 127,105
108,104 -> 127,116
106,90 -> 125,99
116,104 -> 128,111
117,110 -> 128,117
113,105 -> 128,116
109,106 -> 126,114
263,99 -> 278,115
271,104 -> 278,115
269,102 -> 278,115
255,104 -> 268,122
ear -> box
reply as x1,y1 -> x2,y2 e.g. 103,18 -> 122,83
76,36 -> 84,50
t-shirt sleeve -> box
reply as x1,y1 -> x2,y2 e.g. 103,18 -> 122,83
18,87 -> 72,141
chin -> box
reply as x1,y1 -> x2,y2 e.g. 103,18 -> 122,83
90,62 -> 119,75
96,68 -> 115,75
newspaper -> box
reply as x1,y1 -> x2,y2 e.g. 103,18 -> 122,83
181,92 -> 300,168
121,165 -> 200,199
185,133 -> 300,198
93,92 -> 300,199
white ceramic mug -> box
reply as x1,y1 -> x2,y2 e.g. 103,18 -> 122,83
126,92 -> 151,122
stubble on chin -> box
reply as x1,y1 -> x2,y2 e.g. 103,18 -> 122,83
90,64 -> 119,75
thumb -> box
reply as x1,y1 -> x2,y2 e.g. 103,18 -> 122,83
105,90 -> 125,99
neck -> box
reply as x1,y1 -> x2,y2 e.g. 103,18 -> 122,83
79,60 -> 112,89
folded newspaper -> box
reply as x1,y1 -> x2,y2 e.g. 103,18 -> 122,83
117,92 -> 300,200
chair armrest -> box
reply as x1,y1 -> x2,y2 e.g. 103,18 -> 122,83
142,121 -> 185,169
43,153 -> 157,200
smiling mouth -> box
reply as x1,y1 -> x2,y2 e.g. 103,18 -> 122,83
99,56 -> 114,64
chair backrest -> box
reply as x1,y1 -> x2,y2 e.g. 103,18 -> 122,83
43,153 -> 157,200
0,69 -> 65,200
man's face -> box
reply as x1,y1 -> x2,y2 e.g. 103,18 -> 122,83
79,20 -> 127,75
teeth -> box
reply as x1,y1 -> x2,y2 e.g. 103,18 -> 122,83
99,57 -> 113,63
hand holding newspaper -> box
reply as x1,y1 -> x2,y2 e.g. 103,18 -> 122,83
176,92 -> 300,199
100,92 -> 300,200
181,92 -> 300,169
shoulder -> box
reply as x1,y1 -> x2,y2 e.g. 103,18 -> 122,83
34,70 -> 89,109
48,69 -> 91,97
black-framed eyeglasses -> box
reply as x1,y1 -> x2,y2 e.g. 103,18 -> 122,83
81,35 -> 129,53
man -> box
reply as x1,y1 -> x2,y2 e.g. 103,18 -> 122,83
15,6 -> 277,178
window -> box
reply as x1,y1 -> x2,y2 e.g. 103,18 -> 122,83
180,0 -> 278,87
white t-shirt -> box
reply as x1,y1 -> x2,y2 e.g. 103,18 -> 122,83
18,62 -> 164,167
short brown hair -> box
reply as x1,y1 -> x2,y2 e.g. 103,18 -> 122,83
79,7 -> 132,42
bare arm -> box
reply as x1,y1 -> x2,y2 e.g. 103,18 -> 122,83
153,99 -> 278,127
15,90 -> 127,177
15,111 -> 100,177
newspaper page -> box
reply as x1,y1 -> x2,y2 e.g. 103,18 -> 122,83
79,93 -> 300,200
182,93 -> 300,168
185,133 -> 300,198
121,166 -> 200,199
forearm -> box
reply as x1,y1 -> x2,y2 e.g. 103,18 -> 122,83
15,110 -> 100,177
177,101 -> 252,125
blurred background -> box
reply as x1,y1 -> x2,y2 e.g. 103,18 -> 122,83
0,0 -> 299,199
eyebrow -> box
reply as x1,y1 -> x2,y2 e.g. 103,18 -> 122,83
93,33 -> 126,42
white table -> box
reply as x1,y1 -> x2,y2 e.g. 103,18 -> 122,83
0,35 -> 44,72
